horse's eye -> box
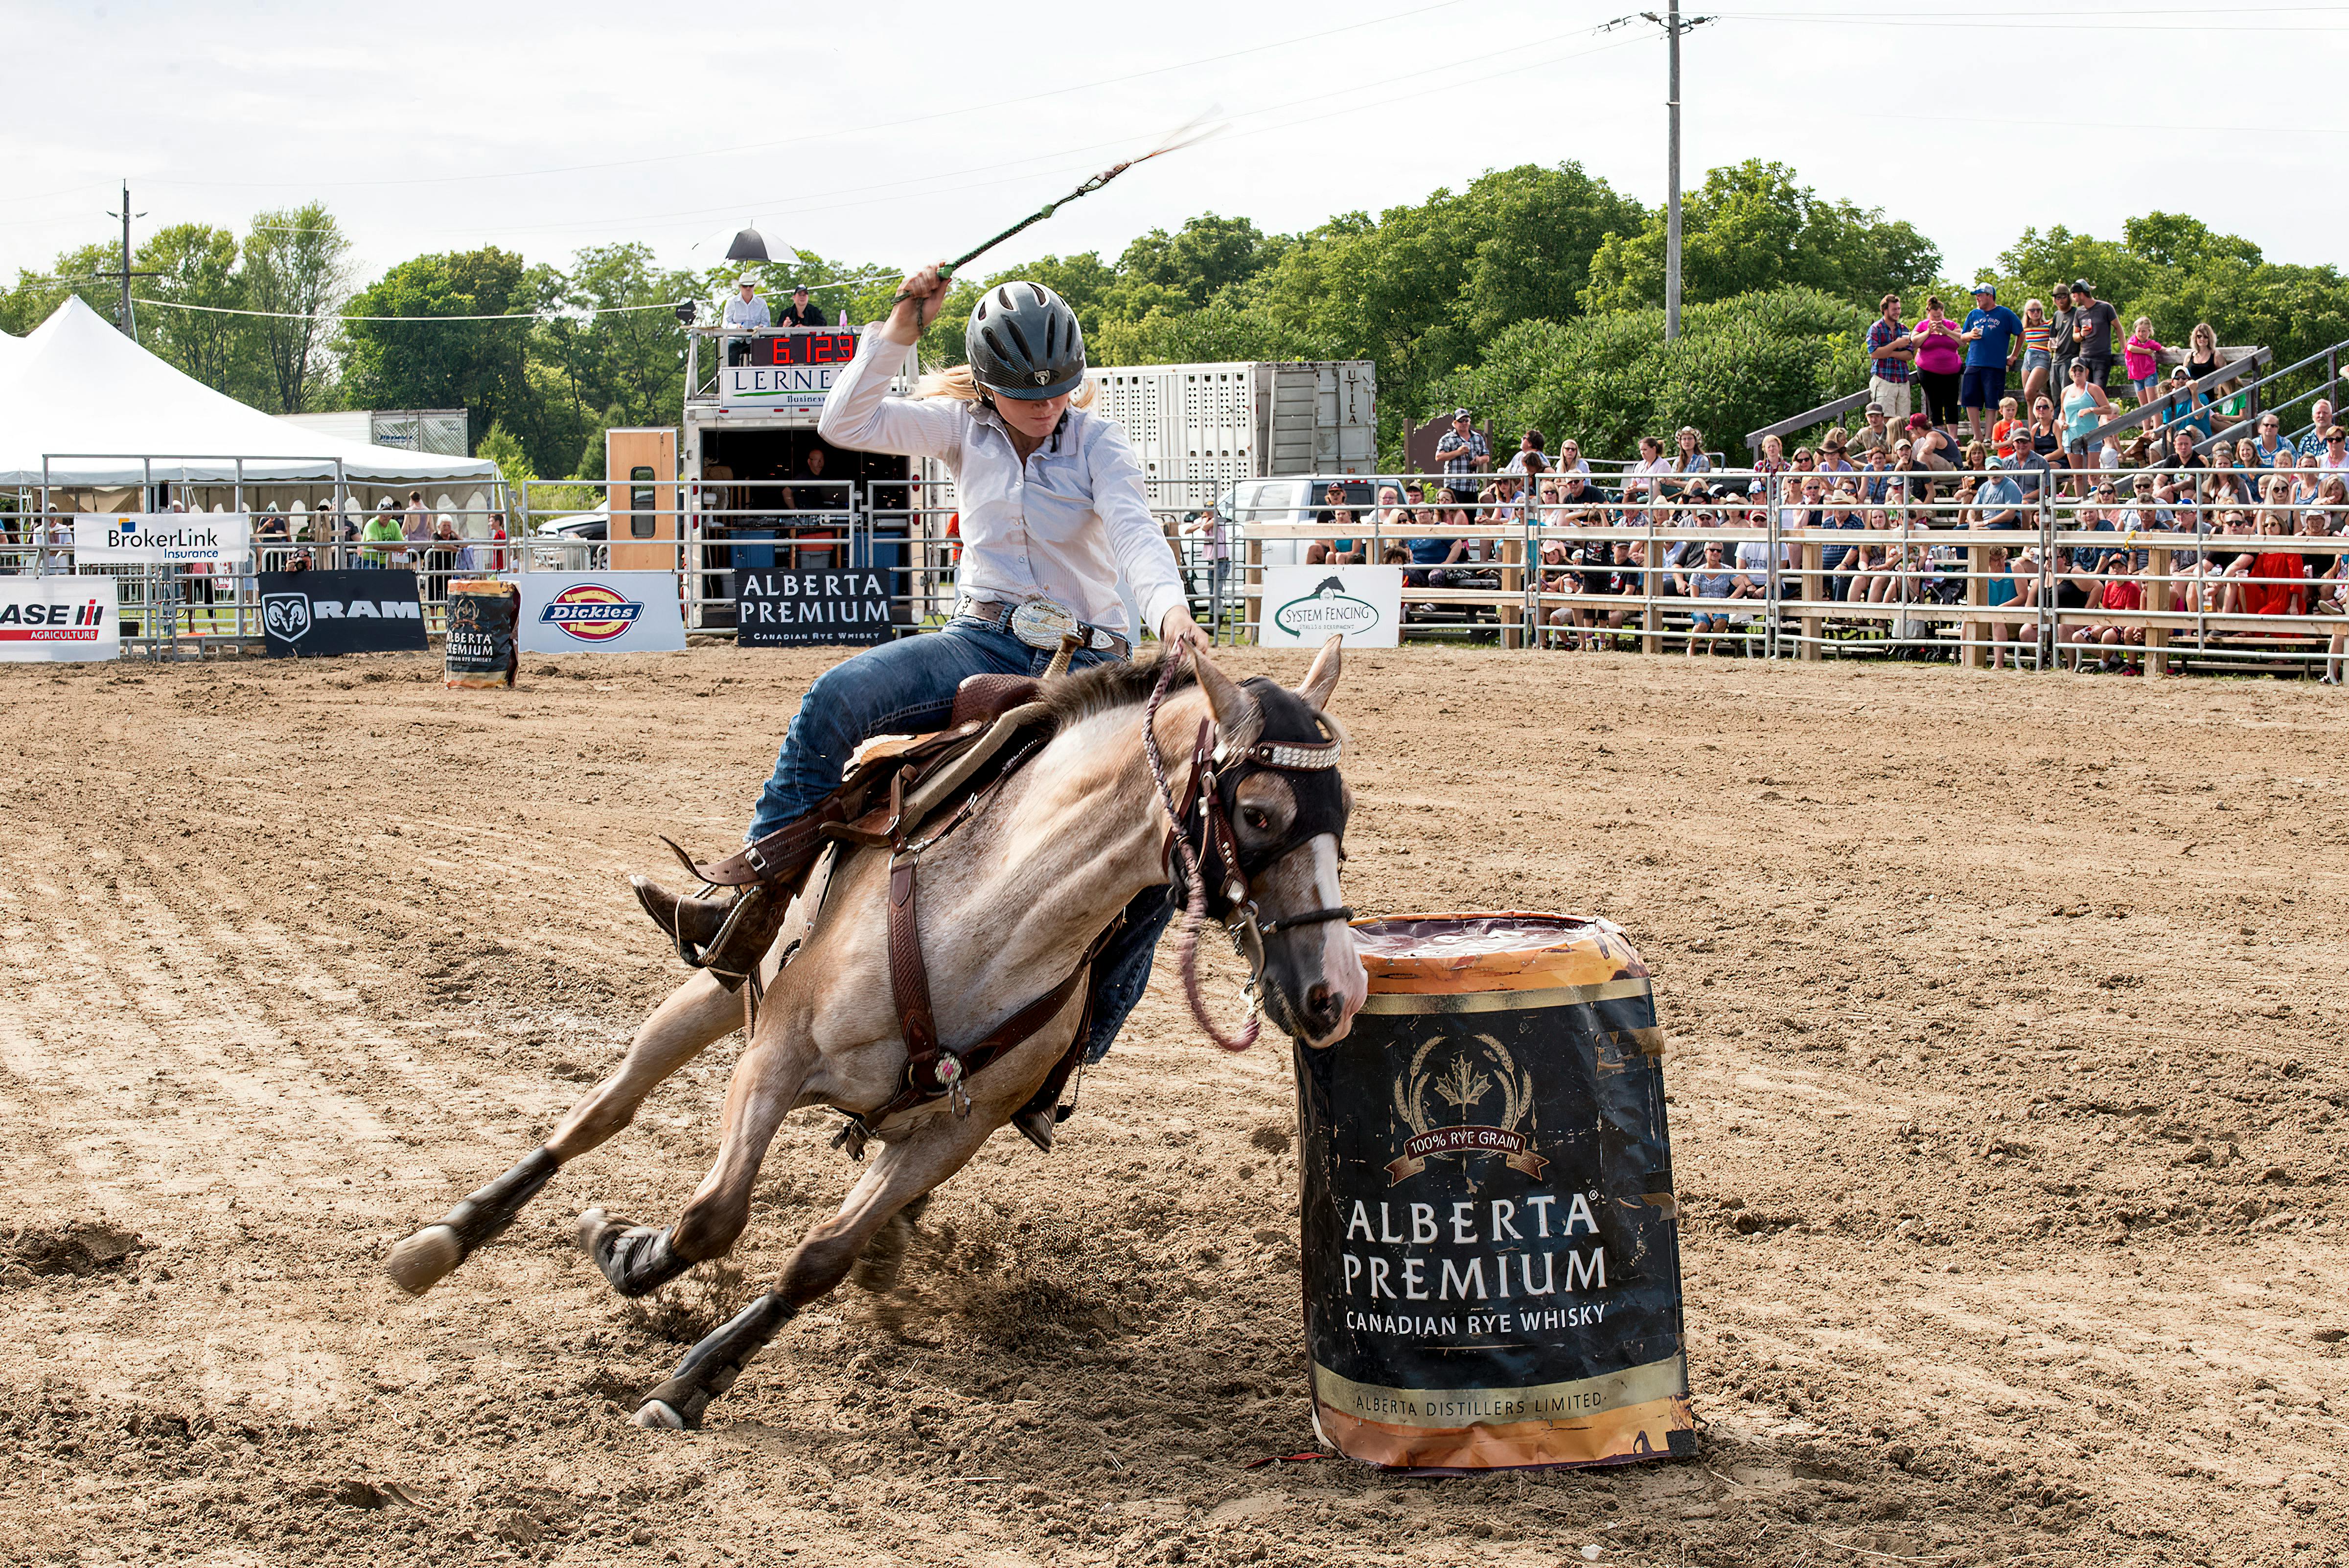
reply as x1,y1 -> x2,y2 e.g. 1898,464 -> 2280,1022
1243,807 -> 1271,831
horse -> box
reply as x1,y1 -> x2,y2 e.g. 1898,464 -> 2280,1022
384,638 -> 1365,1430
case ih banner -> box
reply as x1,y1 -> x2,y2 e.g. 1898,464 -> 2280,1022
73,512 -> 252,566
0,577 -> 119,662
511,572 -> 687,655
257,570 -> 430,657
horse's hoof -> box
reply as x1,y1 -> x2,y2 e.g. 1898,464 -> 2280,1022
576,1206 -> 612,1256
385,1224 -> 462,1295
633,1398 -> 689,1430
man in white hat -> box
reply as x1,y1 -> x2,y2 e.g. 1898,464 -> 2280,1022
723,273 -> 771,366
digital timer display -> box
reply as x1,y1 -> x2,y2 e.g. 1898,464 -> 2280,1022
761,332 -> 859,368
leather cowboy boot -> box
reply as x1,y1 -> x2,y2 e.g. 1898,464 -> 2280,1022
631,876 -> 731,954
633,876 -> 786,990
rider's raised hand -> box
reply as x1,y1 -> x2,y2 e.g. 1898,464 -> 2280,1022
887,263 -> 948,342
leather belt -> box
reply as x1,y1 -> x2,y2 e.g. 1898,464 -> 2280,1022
954,594 -> 1130,658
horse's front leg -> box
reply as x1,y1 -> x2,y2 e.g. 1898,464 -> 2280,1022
630,1107 -> 998,1430
384,964 -> 748,1294
576,996 -> 825,1298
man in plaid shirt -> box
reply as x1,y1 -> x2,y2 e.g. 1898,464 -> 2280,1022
1865,294 -> 1913,424
1434,409 -> 1490,487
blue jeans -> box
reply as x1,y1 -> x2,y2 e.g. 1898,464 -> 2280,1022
747,619 -> 1173,1064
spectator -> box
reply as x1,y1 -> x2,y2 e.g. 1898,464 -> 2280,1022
1974,454 -> 2026,531
1623,436 -> 1672,505
1980,543 -> 2027,668
2019,298 -> 2055,409
1682,540 -> 1739,654
2321,427 -> 2349,479
1909,295 -> 1967,432
1853,403 -> 1897,460
1405,504 -> 1464,587
1553,437 -> 1592,477
2060,360 -> 2118,490
1307,481 -> 1365,566
402,488 -> 430,561
1435,409 -> 1490,481
2124,317 -> 2164,408
2232,510 -> 2309,618
1960,283 -> 2024,446
1991,396 -> 2025,457
723,274 -> 772,366
2159,366 -> 2214,440
1754,433 -> 1788,476
2182,321 -> 2221,386
1865,293 -> 1914,422
1182,502 -> 1230,614
2067,557 -> 2146,673
1818,436 -> 1855,483
1665,426 -> 1712,497
777,283 -> 826,329
2068,278 -> 2119,389
361,499 -> 404,568
2298,399 -> 2337,458
425,517 -> 460,603
2253,413 -> 2294,467
1503,428 -> 1550,476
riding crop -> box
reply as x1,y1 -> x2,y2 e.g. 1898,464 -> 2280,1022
937,111 -> 1224,284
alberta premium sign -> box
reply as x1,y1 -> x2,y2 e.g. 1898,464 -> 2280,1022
736,567 -> 898,648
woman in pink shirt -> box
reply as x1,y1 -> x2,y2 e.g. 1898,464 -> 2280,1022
1910,296 -> 1966,435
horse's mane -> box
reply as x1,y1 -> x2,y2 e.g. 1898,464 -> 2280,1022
1042,646 -> 1197,732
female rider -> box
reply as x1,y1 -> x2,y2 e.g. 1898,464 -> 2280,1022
643,263 -> 1207,1147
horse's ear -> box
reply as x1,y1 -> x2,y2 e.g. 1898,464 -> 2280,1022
1194,650 -> 1263,750
1296,634 -> 1342,710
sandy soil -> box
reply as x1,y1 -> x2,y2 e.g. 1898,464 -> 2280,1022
1,643 -> 2345,1568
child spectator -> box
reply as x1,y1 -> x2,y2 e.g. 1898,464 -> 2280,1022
1682,540 -> 1739,655
1980,543 -> 2026,668
2019,299 -> 2054,408
2124,318 -> 2163,407
1991,397 -> 2025,457
2068,562 -> 2146,674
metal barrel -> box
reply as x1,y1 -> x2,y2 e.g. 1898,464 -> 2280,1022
1294,912 -> 1693,1469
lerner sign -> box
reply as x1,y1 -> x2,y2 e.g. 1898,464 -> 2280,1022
1259,564 -> 1403,649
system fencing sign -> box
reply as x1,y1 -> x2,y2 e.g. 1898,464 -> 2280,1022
0,577 -> 119,662
1259,564 -> 1403,649
257,570 -> 429,657
736,567 -> 898,648
512,572 -> 687,654
73,512 -> 252,566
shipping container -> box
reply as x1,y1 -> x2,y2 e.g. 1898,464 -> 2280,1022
1083,360 -> 1378,508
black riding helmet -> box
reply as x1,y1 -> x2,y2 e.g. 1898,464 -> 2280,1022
966,281 -> 1086,401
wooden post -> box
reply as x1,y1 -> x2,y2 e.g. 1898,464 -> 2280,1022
1963,536 -> 1987,670
1244,534 -> 1264,646
1800,538 -> 1823,661
2146,545 -> 2172,679
1500,533 -> 1524,650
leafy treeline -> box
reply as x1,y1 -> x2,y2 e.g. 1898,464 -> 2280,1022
5,159 -> 2346,475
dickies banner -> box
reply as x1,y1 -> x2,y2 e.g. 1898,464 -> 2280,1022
512,572 -> 687,655
257,570 -> 429,657
0,577 -> 119,662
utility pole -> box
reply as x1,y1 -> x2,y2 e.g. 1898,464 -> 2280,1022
97,181 -> 159,342
1602,9 -> 1715,341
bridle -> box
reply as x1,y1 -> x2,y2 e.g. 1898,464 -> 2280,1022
1145,650 -> 1351,1052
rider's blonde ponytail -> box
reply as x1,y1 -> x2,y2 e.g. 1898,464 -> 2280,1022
915,363 -> 1096,409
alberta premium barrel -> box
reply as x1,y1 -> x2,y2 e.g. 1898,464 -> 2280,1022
1296,913 -> 1692,1469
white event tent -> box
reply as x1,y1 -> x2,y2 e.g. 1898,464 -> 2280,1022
0,296 -> 500,492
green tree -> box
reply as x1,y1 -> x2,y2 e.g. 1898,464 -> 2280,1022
241,203 -> 350,413
1581,160 -> 1938,316
137,223 -> 251,395
339,247 -> 545,463
0,242 -> 116,336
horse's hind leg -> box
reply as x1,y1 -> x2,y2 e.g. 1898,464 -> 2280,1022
631,1118 -> 989,1430
384,966 -> 747,1294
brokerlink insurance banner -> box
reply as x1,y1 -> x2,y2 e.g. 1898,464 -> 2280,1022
0,578 -> 119,662
257,570 -> 429,657
1258,564 -> 1404,649
74,512 -> 251,566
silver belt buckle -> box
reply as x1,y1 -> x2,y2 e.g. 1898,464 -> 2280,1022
1007,597 -> 1079,651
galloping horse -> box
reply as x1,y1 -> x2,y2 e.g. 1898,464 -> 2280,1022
386,640 -> 1364,1429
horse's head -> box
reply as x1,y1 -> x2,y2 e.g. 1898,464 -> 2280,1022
1189,638 -> 1367,1048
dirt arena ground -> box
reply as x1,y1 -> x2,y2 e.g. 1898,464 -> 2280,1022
1,643 -> 2345,1568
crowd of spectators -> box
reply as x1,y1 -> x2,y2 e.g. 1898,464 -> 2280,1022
1288,345 -> 2348,676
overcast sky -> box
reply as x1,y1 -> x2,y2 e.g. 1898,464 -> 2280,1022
6,1 -> 2345,300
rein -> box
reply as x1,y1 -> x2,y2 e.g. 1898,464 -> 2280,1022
1144,648 -> 1352,1052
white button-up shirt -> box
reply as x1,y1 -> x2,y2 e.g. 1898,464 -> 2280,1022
722,293 -> 772,331
818,326 -> 1185,637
